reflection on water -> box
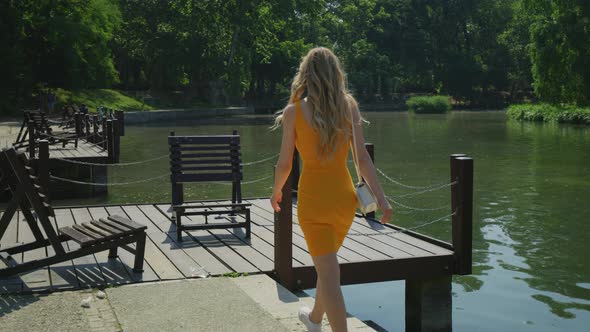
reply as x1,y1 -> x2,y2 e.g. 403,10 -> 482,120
54,111 -> 590,331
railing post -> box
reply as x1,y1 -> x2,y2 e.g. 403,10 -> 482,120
28,120 -> 35,158
451,154 -> 473,275
92,114 -> 99,143
38,140 -> 50,198
106,119 -> 114,163
85,114 -> 91,138
74,112 -> 82,138
274,164 -> 294,290
112,119 -> 120,163
115,110 -> 125,136
101,116 -> 107,149
170,131 -> 183,212
365,143 -> 375,218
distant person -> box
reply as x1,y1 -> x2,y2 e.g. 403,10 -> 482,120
270,47 -> 392,332
80,104 -> 89,115
47,90 -> 57,114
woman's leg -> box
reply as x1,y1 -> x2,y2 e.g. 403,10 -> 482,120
311,253 -> 347,332
310,276 -> 325,323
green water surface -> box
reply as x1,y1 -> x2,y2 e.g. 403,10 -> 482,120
60,111 -> 590,331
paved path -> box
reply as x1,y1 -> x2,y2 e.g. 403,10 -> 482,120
0,274 -> 378,332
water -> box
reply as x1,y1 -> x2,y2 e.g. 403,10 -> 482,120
58,111 -> 590,331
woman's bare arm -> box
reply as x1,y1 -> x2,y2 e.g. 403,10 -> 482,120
270,104 -> 296,212
350,107 -> 393,224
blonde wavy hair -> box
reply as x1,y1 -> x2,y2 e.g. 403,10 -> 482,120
273,47 -> 364,160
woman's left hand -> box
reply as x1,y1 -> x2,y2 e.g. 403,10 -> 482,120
270,189 -> 282,213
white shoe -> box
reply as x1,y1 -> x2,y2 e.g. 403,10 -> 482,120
298,306 -> 322,332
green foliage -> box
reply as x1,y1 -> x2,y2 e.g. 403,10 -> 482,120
54,89 -> 152,112
3,0 -> 589,115
523,0 -> 590,105
406,96 -> 452,114
507,104 -> 590,124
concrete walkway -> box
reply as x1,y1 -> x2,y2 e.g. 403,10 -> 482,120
0,274 -> 377,332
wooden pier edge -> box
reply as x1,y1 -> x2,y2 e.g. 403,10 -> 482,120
273,152 -> 474,332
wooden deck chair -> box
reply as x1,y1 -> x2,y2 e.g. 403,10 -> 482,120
169,131 -> 251,242
14,111 -> 78,149
0,147 -> 146,278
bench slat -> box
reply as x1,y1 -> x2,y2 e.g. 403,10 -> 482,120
59,226 -> 97,246
107,215 -> 147,231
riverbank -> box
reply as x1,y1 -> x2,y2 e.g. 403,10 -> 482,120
0,275 -> 378,332
507,103 -> 590,124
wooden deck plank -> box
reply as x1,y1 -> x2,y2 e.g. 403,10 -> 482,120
186,211 -> 274,272
153,204 -> 260,273
53,208 -> 106,287
0,211 -> 19,248
88,207 -> 158,283
121,206 -> 191,279
141,205 -> 232,276
71,207 -> 132,286
245,203 -> 321,260
220,215 -> 305,268
0,211 -> 23,294
247,200 -> 370,262
16,211 -> 52,292
45,212 -> 81,291
348,219 -> 436,257
352,217 -> 453,255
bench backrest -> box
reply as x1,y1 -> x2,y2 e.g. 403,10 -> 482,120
1,148 -> 54,217
168,133 -> 243,204
169,134 -> 242,183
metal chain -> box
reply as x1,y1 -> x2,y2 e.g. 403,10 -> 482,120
51,153 -> 278,168
53,154 -> 169,166
49,173 -> 274,187
385,195 -> 448,211
376,167 -> 450,190
389,181 -> 457,199
348,211 -> 455,236
50,173 -> 169,186
241,153 -> 279,166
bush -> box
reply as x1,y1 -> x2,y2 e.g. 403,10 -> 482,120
406,95 -> 452,114
507,104 -> 590,124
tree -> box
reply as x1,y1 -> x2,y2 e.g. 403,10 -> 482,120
525,0 -> 590,105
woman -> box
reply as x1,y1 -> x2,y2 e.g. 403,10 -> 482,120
270,47 -> 393,332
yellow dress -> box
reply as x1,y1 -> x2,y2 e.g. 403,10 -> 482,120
295,100 -> 358,257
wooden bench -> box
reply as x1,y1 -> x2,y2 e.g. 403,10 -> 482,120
0,147 -> 147,277
14,111 -> 78,149
169,131 -> 251,242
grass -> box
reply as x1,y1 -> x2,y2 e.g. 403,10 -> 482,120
406,95 -> 452,114
507,103 -> 590,124
52,88 -> 227,113
54,88 -> 153,112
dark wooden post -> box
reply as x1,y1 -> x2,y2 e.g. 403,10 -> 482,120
365,143 -> 375,218
74,112 -> 82,137
28,120 -> 35,158
106,119 -> 114,163
115,110 -> 125,136
92,114 -> 99,142
112,119 -> 120,163
101,116 -> 107,149
274,164 -> 295,290
38,140 -> 50,198
451,155 -> 473,275
292,148 -> 300,197
406,275 -> 452,332
231,129 -> 238,204
85,114 -> 91,138
170,131 -> 183,212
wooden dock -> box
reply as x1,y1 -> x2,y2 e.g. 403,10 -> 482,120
0,197 -> 453,294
